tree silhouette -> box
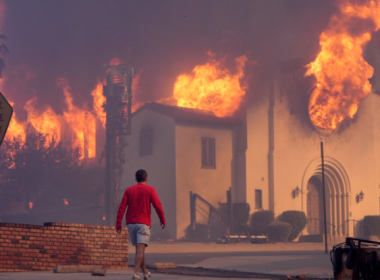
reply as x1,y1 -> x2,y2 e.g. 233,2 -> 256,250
0,34 -> 9,78
0,131 -> 103,214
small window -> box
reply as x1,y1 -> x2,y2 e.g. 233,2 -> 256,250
255,189 -> 262,209
201,137 -> 216,169
140,129 -> 153,156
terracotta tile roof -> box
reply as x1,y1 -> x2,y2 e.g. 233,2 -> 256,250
133,102 -> 241,127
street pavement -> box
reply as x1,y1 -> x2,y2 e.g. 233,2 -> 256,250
0,269 -> 260,280
0,241 -> 335,279
136,241 -> 334,278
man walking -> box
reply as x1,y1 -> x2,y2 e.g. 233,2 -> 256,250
116,169 -> 166,280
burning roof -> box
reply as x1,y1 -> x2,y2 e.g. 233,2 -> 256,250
133,102 -> 241,127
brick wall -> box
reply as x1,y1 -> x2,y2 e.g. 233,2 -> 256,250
0,222 -> 128,272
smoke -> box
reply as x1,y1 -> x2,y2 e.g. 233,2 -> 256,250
1,0 -> 335,122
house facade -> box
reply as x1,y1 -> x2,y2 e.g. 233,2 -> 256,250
121,61 -> 380,240
244,61 -> 380,237
120,103 -> 242,239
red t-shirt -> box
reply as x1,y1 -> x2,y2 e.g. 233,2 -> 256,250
115,183 -> 165,229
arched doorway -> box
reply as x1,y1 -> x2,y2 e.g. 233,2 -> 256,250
307,176 -> 323,234
301,157 -> 351,237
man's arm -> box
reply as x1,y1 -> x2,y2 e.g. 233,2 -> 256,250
151,188 -> 166,228
115,189 -> 128,232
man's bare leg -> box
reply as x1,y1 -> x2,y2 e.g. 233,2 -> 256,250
141,251 -> 148,275
134,244 -> 146,275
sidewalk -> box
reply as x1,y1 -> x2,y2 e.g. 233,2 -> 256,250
183,253 -> 333,278
146,241 -> 333,278
146,241 -> 328,253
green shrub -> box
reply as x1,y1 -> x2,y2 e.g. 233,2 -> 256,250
278,211 -> 307,241
266,221 -> 292,242
249,210 -> 275,235
233,203 -> 251,226
363,216 -> 380,237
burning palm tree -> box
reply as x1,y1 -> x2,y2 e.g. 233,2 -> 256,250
0,34 -> 9,78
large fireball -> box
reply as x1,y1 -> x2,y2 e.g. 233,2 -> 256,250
305,0 -> 380,132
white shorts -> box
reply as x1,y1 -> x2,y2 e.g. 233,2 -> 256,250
127,224 -> 151,247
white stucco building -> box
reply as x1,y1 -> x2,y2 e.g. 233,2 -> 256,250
121,103 -> 243,239
243,59 -> 380,239
121,59 -> 380,240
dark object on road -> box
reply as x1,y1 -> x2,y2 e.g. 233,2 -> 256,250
147,262 -> 178,269
332,237 -> 380,279
216,234 -> 268,244
53,265 -> 100,273
91,269 -> 106,276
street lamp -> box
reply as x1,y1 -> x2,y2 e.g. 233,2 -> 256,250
356,191 -> 364,203
292,186 -> 300,198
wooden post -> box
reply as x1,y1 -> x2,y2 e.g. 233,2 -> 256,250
190,191 -> 196,230
321,142 -> 328,254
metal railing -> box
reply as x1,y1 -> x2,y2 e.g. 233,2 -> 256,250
343,219 -> 375,238
307,218 -> 337,243
189,191 -> 221,240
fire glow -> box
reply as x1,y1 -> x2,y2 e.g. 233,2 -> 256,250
5,78 -> 98,159
305,0 -> 380,132
173,55 -> 247,117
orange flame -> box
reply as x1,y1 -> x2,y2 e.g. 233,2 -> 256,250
63,198 -> 68,205
29,202 -> 33,209
24,98 -> 61,142
58,78 -> 96,159
6,101 -> 26,141
173,55 -> 247,117
91,67 -> 141,120
305,0 -> 380,132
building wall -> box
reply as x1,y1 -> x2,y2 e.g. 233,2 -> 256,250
246,77 -> 271,213
246,69 -> 380,236
0,222 -> 128,271
121,110 -> 176,240
175,124 -> 235,239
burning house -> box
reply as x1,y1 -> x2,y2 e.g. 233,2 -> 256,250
120,1 -> 380,241
2,0 -> 380,243
244,61 -> 380,240
121,102 -> 243,240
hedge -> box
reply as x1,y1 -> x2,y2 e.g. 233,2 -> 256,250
249,210 -> 274,235
363,216 -> 380,237
266,221 -> 292,242
233,203 -> 251,226
278,211 -> 307,241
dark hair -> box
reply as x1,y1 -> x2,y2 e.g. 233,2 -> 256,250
135,169 -> 148,183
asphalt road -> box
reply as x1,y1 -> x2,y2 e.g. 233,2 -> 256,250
130,250 -> 327,265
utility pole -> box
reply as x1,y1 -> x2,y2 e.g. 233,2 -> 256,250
321,141 -> 328,254
103,64 -> 133,226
